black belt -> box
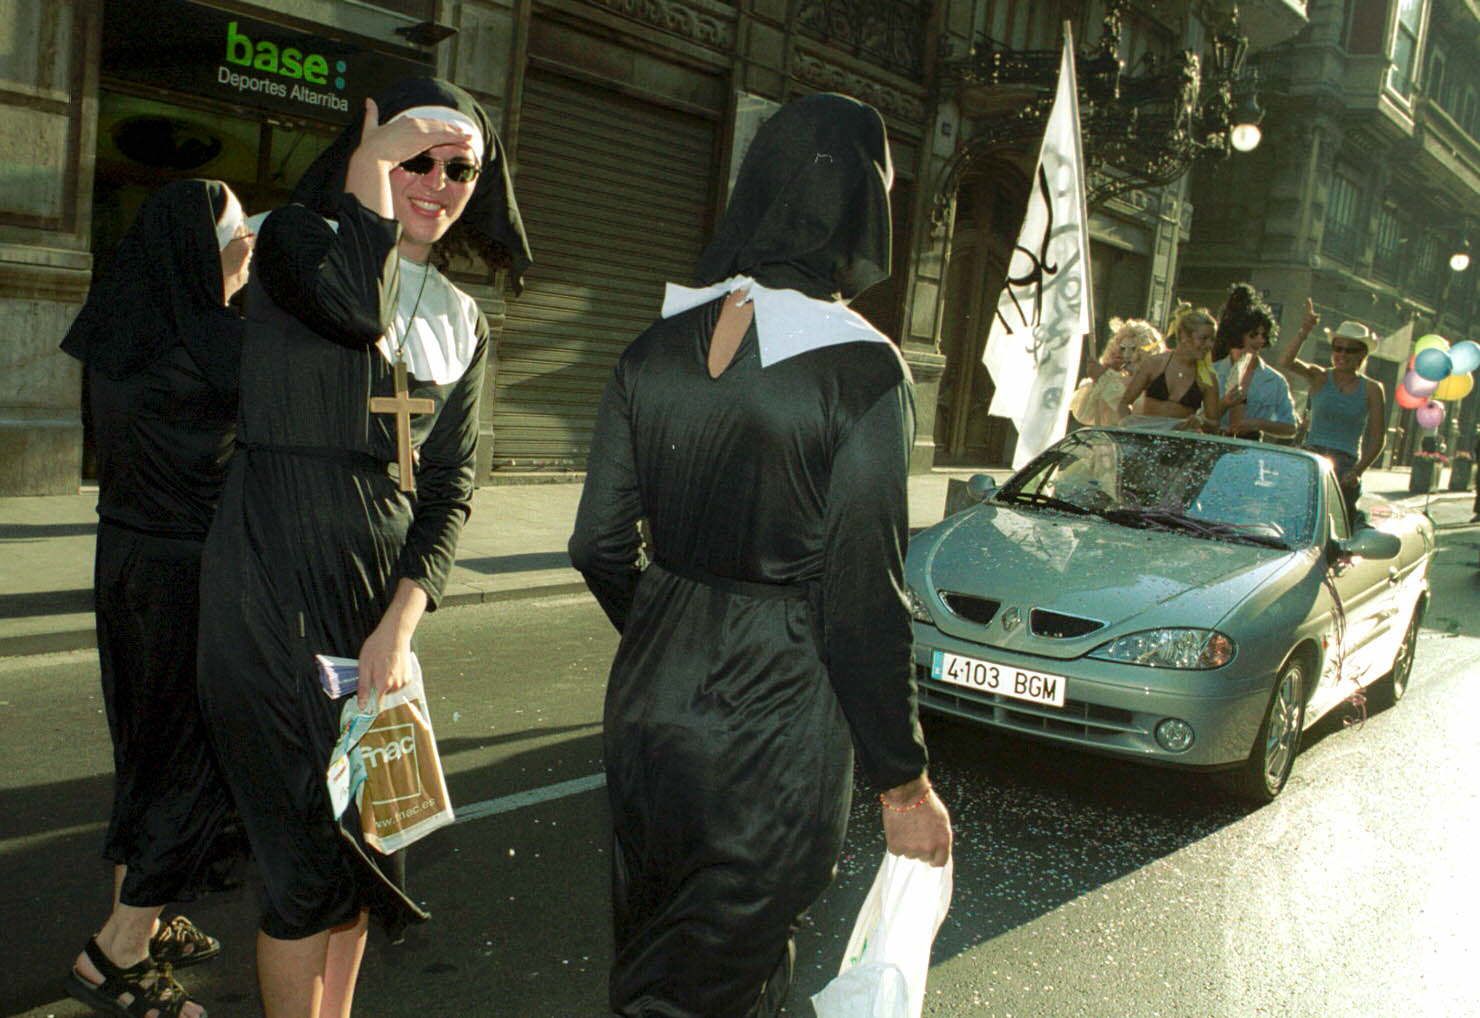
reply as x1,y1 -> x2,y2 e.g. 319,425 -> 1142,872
653,556 -> 812,601
237,441 -> 394,478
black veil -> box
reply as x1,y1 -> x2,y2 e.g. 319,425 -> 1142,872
694,93 -> 893,301
291,77 -> 532,293
61,179 -> 242,390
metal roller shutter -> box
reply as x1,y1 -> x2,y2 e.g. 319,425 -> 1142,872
493,71 -> 716,469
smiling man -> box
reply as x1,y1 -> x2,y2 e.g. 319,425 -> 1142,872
195,78 -> 530,1017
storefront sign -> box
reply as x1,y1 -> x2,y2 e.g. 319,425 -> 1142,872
102,0 -> 431,124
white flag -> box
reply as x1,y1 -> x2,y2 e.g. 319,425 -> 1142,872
981,26 -> 1094,469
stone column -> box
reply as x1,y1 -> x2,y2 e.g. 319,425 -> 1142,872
438,0 -> 518,483
0,0 -> 98,495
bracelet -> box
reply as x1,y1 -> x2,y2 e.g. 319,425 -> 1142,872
879,786 -> 932,813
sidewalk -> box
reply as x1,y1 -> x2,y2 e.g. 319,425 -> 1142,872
1,465 -> 1473,658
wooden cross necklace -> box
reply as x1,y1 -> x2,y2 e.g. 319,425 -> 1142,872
370,259 -> 436,493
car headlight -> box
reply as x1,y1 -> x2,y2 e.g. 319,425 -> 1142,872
905,585 -> 935,625
1088,628 -> 1236,670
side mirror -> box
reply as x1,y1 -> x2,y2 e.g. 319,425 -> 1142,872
968,474 -> 998,500
1339,529 -> 1401,561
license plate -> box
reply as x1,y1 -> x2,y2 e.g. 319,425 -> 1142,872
930,650 -> 1067,708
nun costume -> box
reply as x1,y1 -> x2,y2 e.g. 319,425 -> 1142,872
60,178 -> 247,1013
569,93 -> 930,1016
196,78 -> 529,941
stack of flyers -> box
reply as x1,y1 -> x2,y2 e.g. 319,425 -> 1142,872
315,655 -> 359,698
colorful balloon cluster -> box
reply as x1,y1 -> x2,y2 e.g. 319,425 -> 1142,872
1396,335 -> 1479,430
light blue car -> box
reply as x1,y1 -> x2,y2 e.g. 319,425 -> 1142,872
906,428 -> 1435,801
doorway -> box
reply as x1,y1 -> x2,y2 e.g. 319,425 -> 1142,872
934,160 -> 1031,466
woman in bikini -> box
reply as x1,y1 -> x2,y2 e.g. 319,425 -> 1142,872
1118,303 -> 1234,431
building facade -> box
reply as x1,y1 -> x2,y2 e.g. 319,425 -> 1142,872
1,0 -> 1313,495
1177,0 -> 1480,459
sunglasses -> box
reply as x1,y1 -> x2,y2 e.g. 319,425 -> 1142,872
1331,343 -> 1366,355
397,153 -> 481,183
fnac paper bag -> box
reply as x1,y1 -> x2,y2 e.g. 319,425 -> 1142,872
354,658 -> 454,854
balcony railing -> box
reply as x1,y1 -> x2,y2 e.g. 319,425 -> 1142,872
795,0 -> 930,80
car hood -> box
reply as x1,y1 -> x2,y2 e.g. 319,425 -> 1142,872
909,503 -> 1300,660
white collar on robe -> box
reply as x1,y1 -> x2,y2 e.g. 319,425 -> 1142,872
661,274 -> 892,368
376,257 -> 479,385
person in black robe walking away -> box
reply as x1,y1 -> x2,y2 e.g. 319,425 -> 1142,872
61,178 -> 254,1018
569,92 -> 953,1017
195,77 -> 530,1018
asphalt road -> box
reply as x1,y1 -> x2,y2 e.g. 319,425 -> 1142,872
3,531 -> 1478,1018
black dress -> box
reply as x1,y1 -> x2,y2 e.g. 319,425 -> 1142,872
60,178 -> 244,908
90,342 -> 240,906
196,193 -> 485,939
569,296 -> 927,1016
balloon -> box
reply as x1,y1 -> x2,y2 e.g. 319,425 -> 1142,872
1450,340 -> 1480,375
1434,372 -> 1475,401
1415,401 -> 1446,430
1403,369 -> 1439,397
1414,347 -> 1453,381
1413,334 -> 1449,355
1395,382 -> 1427,409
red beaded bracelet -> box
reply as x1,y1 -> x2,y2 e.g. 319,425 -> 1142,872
878,787 -> 932,813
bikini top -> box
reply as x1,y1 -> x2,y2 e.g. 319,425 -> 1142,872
1146,363 -> 1203,410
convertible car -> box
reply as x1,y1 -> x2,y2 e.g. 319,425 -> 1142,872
906,427 -> 1435,801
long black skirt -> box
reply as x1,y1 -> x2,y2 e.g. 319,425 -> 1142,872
96,522 -> 234,907
605,565 -> 854,1017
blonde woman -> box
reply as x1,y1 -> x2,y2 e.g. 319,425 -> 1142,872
1119,303 -> 1233,430
1070,317 -> 1164,426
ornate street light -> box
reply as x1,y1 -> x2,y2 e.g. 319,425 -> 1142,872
1451,237 -> 1472,273
934,0 -> 1263,219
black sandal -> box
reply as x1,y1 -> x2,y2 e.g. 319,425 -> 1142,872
66,938 -> 203,1018
149,915 -> 220,968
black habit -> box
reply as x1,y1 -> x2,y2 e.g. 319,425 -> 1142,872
196,78 -> 525,939
61,178 -> 242,906
569,94 -> 927,1017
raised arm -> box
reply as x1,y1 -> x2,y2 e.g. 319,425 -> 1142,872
1119,354 -> 1160,419
1272,298 -> 1324,388
255,198 -> 400,349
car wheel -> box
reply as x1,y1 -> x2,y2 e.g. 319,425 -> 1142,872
1374,606 -> 1422,708
1227,657 -> 1306,803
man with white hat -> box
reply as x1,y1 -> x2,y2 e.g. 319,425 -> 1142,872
1273,299 -> 1387,521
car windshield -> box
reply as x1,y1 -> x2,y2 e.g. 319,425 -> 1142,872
995,430 -> 1318,549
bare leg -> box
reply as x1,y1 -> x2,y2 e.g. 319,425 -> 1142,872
74,866 -> 205,1018
319,911 -> 369,1018
258,928 -> 329,1018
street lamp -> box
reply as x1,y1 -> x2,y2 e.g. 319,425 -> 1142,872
1229,86 -> 1264,153
1450,237 -> 1471,273
934,0 -> 1263,217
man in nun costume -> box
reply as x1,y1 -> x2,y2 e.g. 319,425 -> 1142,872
569,93 -> 953,1017
61,178 -> 253,1018
196,78 -> 529,1017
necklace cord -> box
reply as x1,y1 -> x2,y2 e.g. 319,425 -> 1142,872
390,260 -> 433,364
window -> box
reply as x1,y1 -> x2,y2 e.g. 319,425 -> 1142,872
1373,205 -> 1405,281
982,0 -> 1064,50
1387,0 -> 1425,99
1425,46 -> 1447,106
1326,475 -> 1350,541
1323,172 -> 1362,263
1414,233 -> 1444,298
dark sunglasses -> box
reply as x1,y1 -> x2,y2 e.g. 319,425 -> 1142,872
398,153 -> 481,183
1331,343 -> 1366,355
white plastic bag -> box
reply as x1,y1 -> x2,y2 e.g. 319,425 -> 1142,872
811,852 -> 954,1018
